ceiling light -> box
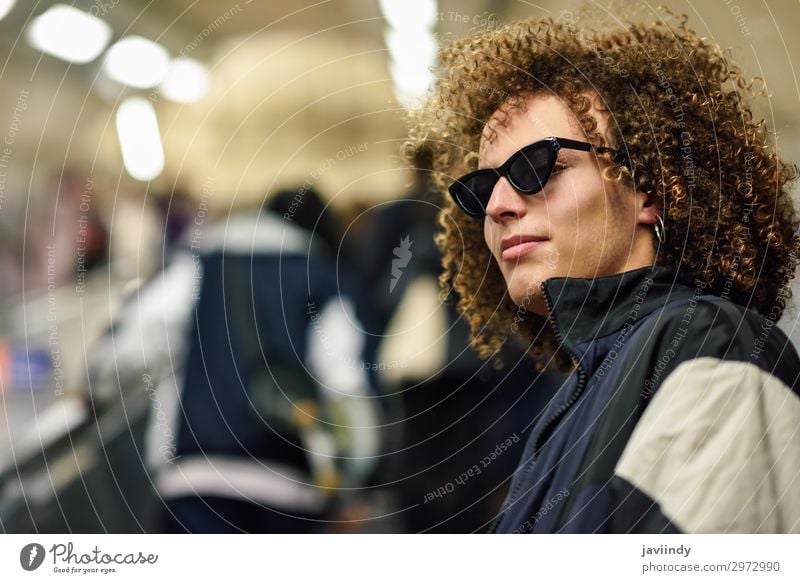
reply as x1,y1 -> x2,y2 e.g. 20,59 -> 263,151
104,36 -> 170,89
159,58 -> 210,103
385,28 -> 437,69
390,60 -> 434,96
25,4 -> 112,64
378,0 -> 437,31
115,97 -> 165,181
0,0 -> 16,22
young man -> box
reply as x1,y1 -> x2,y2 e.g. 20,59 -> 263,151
407,11 -> 800,533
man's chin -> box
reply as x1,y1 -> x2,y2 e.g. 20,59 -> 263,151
509,282 -> 542,309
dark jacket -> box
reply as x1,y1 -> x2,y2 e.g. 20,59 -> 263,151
491,264 -> 800,533
89,211 -> 381,523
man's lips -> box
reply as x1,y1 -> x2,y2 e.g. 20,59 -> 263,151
500,235 -> 548,261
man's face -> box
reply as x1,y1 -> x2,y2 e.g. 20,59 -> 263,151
481,93 -> 656,315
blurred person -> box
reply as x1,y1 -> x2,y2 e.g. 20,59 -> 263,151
154,186 -> 197,258
89,186 -> 380,533
407,10 -> 800,533
106,187 -> 162,281
22,170 -> 109,292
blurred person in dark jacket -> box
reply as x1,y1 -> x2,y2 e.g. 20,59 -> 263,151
89,187 -> 381,533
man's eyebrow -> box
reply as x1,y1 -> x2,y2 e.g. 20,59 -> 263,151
477,140 -> 493,170
480,119 -> 501,148
477,151 -> 496,170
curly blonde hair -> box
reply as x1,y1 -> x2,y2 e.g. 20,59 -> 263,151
405,9 -> 800,372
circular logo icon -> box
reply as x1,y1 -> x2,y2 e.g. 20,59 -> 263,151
20,543 -> 46,571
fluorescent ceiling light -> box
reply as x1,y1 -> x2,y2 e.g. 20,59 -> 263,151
393,87 -> 425,110
385,28 -> 437,69
115,97 -> 165,181
159,58 -> 210,103
378,0 -> 437,31
0,0 -> 16,22
104,36 -> 170,89
390,60 -> 434,96
25,4 -> 111,64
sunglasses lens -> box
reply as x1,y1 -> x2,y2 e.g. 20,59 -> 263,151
450,171 -> 498,217
449,140 -> 559,218
508,144 -> 552,192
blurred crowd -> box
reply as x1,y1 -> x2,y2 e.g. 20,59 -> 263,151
0,161 -> 560,533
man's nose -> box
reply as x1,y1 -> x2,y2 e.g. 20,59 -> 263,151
485,177 -> 528,223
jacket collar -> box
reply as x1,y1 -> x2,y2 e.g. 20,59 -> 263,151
540,264 -> 696,352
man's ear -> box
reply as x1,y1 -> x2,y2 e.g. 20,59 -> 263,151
635,189 -> 660,226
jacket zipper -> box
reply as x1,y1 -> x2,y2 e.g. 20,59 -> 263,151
485,281 -> 589,533
528,282 -> 589,459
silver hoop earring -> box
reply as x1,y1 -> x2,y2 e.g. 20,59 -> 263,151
653,214 -> 665,245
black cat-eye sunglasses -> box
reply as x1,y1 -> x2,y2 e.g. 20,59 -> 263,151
448,136 -> 630,218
